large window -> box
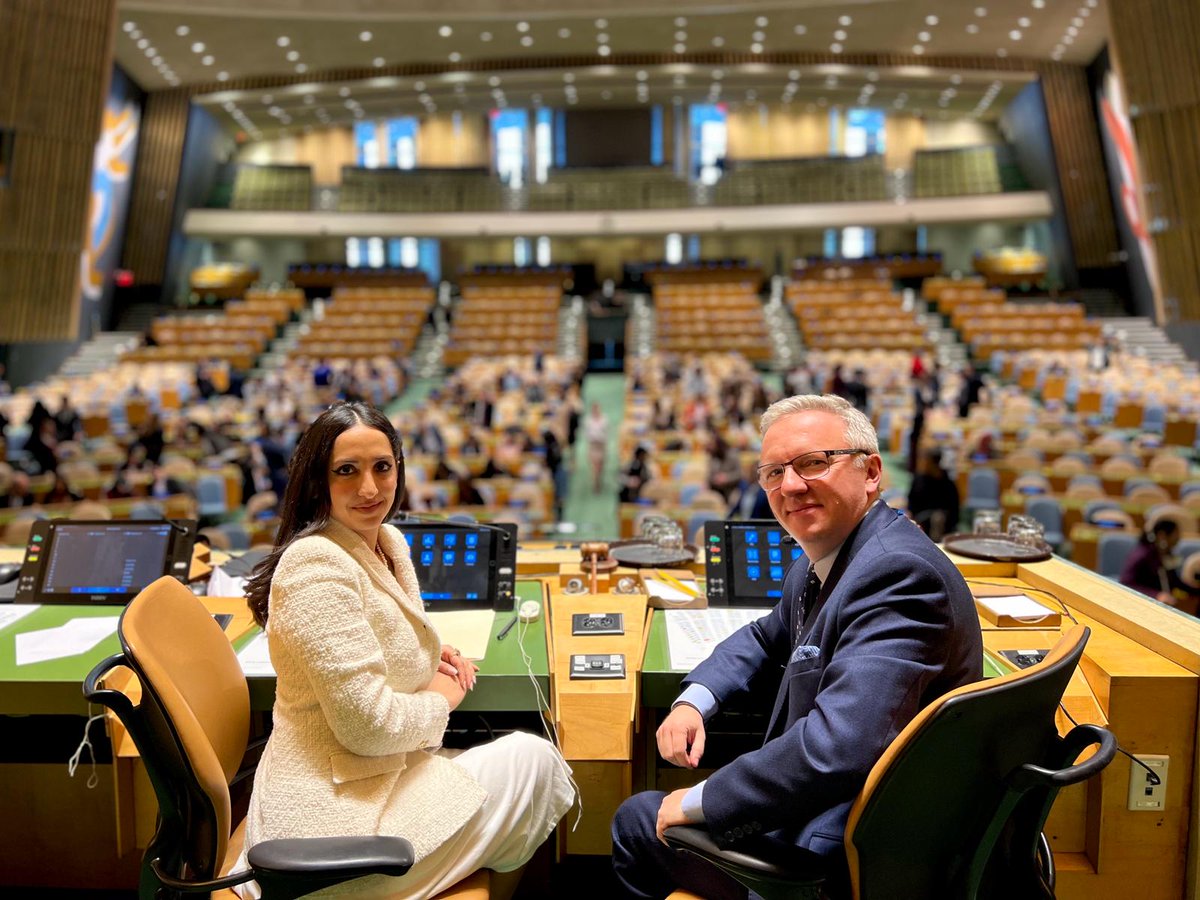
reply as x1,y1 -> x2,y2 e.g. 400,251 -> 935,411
689,104 -> 728,184
386,118 -> 418,169
534,108 -> 553,184
491,109 -> 528,188
845,109 -> 886,157
354,121 -> 381,168
665,233 -> 683,265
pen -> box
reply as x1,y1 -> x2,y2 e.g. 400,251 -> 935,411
497,614 -> 519,641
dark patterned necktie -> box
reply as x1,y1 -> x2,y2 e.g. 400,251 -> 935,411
795,565 -> 822,646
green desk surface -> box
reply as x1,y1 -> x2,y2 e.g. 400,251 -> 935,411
0,580 -> 550,717
641,610 -> 1007,709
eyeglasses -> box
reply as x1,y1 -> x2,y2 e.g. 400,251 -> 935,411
756,449 -> 870,490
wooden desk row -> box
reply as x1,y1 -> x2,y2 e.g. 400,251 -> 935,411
1,546 -> 1198,897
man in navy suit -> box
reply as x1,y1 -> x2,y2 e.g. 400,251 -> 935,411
612,395 -> 982,899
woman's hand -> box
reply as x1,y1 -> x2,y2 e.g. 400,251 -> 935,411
425,671 -> 467,711
438,644 -> 478,691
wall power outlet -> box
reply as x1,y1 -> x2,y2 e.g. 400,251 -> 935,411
1127,755 -> 1168,812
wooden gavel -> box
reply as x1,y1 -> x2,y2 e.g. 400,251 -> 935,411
580,541 -> 610,595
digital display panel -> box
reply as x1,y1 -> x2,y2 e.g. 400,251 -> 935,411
41,523 -> 172,597
727,523 -> 805,604
401,527 -> 494,606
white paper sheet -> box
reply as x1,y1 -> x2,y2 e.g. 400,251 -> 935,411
0,604 -> 40,632
237,631 -> 275,676
643,577 -> 702,604
15,616 -> 120,666
664,608 -> 771,671
428,610 -> 497,662
975,593 -> 1055,621
207,566 -> 247,600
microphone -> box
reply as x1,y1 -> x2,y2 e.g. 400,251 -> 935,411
390,511 -> 514,543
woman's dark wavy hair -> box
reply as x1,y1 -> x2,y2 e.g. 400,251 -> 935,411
245,401 -> 404,627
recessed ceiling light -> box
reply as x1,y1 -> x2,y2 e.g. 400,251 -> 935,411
712,36 -> 725,47
191,42 -> 206,54
599,44 -> 612,56
1033,0 -> 1045,6
675,16 -> 687,27
373,57 -> 385,67
1063,34 -> 1075,44
517,21 -> 530,32
276,36 -> 289,47
756,16 -> 769,27
359,31 -> 372,42
201,54 -> 214,65
558,28 -> 571,38
480,31 -> 492,41
834,30 -> 847,40
789,69 -> 800,80
439,25 -> 453,37
598,32 -> 609,43
918,31 -> 931,41
595,18 -> 607,28
1073,16 -> 1084,26
830,43 -> 843,53
839,15 -> 853,26
951,73 -> 963,84
677,43 -> 689,53
123,21 -> 136,33
216,71 -> 229,81
448,52 -> 461,62
489,75 -> 502,86
1079,6 -> 1091,15
753,30 -> 765,41
1067,25 -> 1078,35
137,37 -> 148,49
151,55 -> 162,65
676,30 -> 687,41
913,44 -> 926,54
794,24 -> 807,35
996,47 -> 1008,56
926,15 -> 940,25
144,46 -> 156,57
338,86 -> 351,97
975,7 -> 988,16
415,80 -> 426,90
966,23 -> 980,33
175,25 -> 189,37
1019,16 -> 1032,27
521,35 -> 534,46
286,50 -> 299,61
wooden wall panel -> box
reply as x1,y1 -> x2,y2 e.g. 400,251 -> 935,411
121,89 -> 190,286
1036,63 -> 1120,271
1107,0 -> 1200,321
0,0 -> 117,342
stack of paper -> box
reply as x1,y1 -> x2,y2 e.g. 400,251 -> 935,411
15,617 -> 119,666
664,608 -> 770,670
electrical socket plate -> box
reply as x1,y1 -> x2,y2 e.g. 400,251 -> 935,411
1127,755 -> 1169,811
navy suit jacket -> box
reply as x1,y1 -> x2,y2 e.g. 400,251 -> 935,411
683,501 -> 982,856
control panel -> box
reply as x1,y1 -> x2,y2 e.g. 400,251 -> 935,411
570,653 -> 627,680
571,612 -> 625,635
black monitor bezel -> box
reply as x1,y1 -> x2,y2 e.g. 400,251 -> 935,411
392,520 -> 515,612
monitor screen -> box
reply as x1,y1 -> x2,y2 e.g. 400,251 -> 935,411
727,523 -> 805,603
41,522 -> 173,597
703,519 -> 804,606
401,526 -> 495,606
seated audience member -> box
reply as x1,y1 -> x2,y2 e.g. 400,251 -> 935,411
55,395 -> 82,442
612,394 -> 981,900
542,429 -> 566,519
707,434 -> 742,502
726,461 -> 773,520
455,472 -> 486,506
1120,519 -> 1193,608
906,449 -> 960,541
241,402 -> 573,897
43,472 -> 81,506
23,414 -> 60,475
619,446 -> 654,504
147,464 -> 189,500
1,469 -> 35,508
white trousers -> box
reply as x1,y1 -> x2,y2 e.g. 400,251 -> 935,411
238,731 -> 575,899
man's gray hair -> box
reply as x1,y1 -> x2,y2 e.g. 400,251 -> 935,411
760,394 -> 880,457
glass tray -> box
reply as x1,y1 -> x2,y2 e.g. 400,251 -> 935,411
943,533 -> 1053,562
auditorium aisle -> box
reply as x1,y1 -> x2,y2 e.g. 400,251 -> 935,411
561,373 -> 625,540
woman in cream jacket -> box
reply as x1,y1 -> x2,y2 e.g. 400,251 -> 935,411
244,402 -> 573,899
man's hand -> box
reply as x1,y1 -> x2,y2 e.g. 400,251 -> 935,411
657,703 -> 706,768
655,788 -> 696,845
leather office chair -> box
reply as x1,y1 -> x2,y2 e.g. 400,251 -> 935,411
664,625 -> 1115,900
84,576 -> 489,900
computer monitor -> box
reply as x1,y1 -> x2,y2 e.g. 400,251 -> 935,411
14,519 -> 198,605
702,519 -> 805,607
393,519 -> 518,611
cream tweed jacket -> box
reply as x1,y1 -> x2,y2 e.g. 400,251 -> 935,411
244,519 -> 487,862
